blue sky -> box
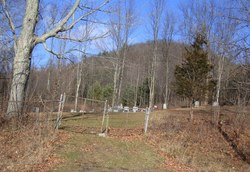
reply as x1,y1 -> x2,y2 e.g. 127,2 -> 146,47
33,0 -> 183,67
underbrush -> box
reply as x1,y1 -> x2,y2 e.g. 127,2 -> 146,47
150,108 -> 250,171
0,113 -> 57,171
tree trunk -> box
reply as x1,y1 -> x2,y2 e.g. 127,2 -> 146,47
149,41 -> 158,110
149,55 -> 156,110
190,100 -> 193,122
7,0 -> 39,117
74,62 -> 82,111
134,69 -> 140,107
112,62 -> 119,107
215,55 -> 225,104
204,78 -> 209,105
117,48 -> 126,104
47,70 -> 51,92
164,53 -> 169,109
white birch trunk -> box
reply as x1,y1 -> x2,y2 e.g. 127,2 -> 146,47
164,54 -> 169,109
74,62 -> 82,111
215,55 -> 225,104
149,50 -> 156,110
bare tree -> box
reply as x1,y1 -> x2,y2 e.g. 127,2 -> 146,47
74,20 -> 93,111
117,0 -> 135,104
110,0 -> 135,107
1,0 -> 110,117
149,0 -> 164,110
213,5 -> 238,106
162,12 -> 175,109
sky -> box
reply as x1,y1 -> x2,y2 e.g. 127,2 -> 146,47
32,0 -> 183,68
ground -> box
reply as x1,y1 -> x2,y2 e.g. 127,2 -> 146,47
1,107 -> 250,171
44,107 -> 250,171
46,113 -> 170,172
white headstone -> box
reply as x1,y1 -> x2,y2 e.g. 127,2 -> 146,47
71,109 -> 76,113
163,103 -> 167,110
98,133 -> 106,137
133,106 -> 138,112
212,102 -> 219,107
194,101 -> 200,108
123,106 -> 129,112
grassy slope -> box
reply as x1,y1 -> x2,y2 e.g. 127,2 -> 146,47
49,113 -> 166,172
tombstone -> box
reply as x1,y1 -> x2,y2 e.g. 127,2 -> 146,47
108,107 -> 112,113
113,106 -> 119,112
212,101 -> 219,107
71,109 -> 76,113
32,107 -> 39,113
117,105 -> 123,112
89,109 -> 95,113
194,101 -> 200,108
123,106 -> 129,112
154,105 -> 158,109
35,107 -> 40,113
163,103 -> 167,110
98,133 -> 106,137
79,110 -> 86,113
132,106 -> 138,113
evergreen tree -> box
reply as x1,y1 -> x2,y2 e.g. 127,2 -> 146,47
88,81 -> 103,100
103,84 -> 113,102
137,78 -> 150,107
122,86 -> 135,106
174,32 -> 212,120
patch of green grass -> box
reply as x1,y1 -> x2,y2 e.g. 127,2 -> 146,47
51,133 -> 164,171
109,113 -> 145,128
62,151 -> 82,162
50,112 -> 164,171
60,112 -> 145,129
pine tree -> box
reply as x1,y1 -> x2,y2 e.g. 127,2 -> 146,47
174,32 -> 212,121
88,81 -> 103,100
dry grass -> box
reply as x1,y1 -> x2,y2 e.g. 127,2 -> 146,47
0,113 -> 57,172
149,107 -> 250,171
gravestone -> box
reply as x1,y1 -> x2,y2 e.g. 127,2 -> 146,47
123,106 -> 129,112
133,106 -> 138,112
212,102 -> 219,107
194,101 -> 200,108
32,107 -> 39,113
163,103 -> 167,110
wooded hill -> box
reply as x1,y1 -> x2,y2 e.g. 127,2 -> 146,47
8,40 -> 242,108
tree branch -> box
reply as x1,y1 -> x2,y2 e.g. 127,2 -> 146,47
78,4 -> 111,13
42,41 -> 74,63
35,0 -> 110,44
54,31 -> 109,43
2,0 -> 17,48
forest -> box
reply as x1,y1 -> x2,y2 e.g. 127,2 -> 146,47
0,0 -> 249,171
